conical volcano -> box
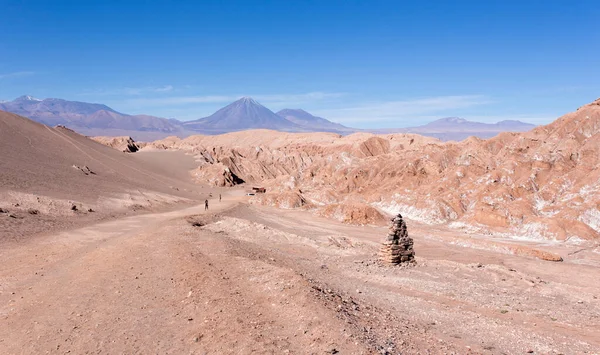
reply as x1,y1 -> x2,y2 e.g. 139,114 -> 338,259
184,97 -> 303,133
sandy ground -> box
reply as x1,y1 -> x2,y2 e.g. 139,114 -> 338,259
1,190 -> 599,354
0,111 -> 221,241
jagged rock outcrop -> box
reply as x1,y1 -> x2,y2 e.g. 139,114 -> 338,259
141,99 -> 600,241
92,136 -> 140,152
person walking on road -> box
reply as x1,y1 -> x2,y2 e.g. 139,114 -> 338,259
205,199 -> 209,211
219,194 -> 221,202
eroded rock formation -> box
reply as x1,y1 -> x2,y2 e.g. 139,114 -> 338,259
139,99 -> 600,240
92,136 -> 140,152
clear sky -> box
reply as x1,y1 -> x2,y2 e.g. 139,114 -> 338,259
0,0 -> 598,128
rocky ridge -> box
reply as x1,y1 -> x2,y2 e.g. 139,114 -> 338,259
140,99 -> 600,241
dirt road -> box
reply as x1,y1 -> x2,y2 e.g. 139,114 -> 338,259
1,194 -> 599,354
0,194 -> 370,354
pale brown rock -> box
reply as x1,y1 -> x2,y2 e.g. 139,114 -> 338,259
91,136 -> 140,152
139,99 -> 600,241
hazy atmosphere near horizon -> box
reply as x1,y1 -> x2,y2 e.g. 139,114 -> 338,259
1,0 -> 598,128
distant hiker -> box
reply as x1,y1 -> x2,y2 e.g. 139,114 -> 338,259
219,194 -> 221,202
205,199 -> 208,210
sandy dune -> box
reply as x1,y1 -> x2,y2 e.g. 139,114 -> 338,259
0,111 -> 210,241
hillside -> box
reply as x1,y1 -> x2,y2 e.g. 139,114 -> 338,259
0,110 -> 203,240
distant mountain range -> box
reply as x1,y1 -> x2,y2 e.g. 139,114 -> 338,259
0,95 -> 183,141
0,95 -> 536,141
415,117 -> 535,132
183,97 -> 355,134
368,117 -> 536,141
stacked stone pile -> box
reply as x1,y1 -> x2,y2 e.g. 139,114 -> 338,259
379,214 -> 415,265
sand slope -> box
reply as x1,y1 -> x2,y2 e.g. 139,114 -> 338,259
0,111 -> 206,241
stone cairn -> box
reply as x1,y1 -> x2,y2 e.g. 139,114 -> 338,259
379,214 -> 415,265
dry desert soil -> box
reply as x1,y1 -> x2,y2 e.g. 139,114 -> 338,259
1,111 -> 600,354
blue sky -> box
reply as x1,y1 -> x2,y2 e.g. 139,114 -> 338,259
0,0 -> 598,128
